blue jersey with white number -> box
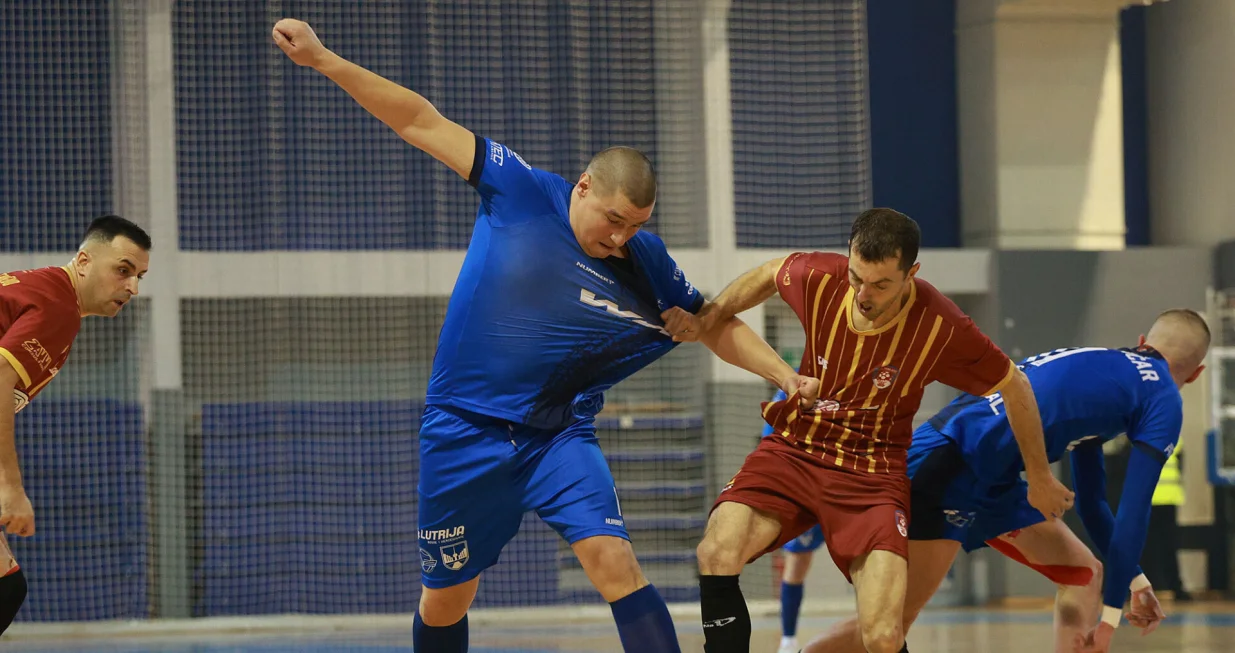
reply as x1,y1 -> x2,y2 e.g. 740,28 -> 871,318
927,346 -> 1181,477
425,137 -> 703,431
925,345 -> 1182,610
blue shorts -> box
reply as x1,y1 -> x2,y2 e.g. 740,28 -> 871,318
906,424 -> 1045,552
782,524 -> 825,553
417,405 -> 627,589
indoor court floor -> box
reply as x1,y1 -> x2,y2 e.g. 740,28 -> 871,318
3,605 -> 1234,652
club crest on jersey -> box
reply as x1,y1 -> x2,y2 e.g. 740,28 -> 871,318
870,365 -> 900,390
441,541 -> 470,571
895,509 -> 908,537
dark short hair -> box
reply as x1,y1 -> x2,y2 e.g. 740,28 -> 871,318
586,146 -> 657,208
82,215 -> 151,250
849,208 -> 920,272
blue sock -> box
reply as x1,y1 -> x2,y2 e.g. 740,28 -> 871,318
780,581 -> 805,637
609,584 -> 681,653
413,610 -> 468,653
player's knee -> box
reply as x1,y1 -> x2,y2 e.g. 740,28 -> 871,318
419,582 -> 476,627
860,620 -> 904,653
696,533 -> 745,575
783,551 -> 813,584
1090,559 -> 1103,587
573,537 -> 646,599
1054,558 -> 1102,627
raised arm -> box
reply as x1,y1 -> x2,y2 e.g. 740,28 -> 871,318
668,257 -> 784,341
272,19 -> 476,180
660,256 -> 818,404
707,257 -> 784,325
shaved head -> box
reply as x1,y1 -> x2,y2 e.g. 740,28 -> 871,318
584,146 -> 657,208
1145,308 -> 1210,383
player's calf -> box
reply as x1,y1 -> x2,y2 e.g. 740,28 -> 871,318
573,536 -> 681,653
697,501 -> 783,653
0,568 -> 27,635
987,524 -> 1103,653
779,550 -> 812,653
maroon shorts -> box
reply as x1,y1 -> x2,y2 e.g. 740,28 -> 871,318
713,436 -> 911,581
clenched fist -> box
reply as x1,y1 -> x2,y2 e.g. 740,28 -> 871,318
272,19 -> 330,69
0,485 -> 34,538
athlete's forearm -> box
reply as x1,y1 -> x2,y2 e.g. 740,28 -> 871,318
1103,446 -> 1161,610
701,317 -> 797,388
708,258 -> 782,324
1001,370 -> 1054,480
1072,445 -> 1117,555
314,51 -> 441,140
0,398 -> 21,492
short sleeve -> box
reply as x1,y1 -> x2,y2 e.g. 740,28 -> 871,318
656,246 -> 703,313
0,308 -> 75,391
775,252 -> 842,324
932,314 -> 1015,397
467,136 -> 557,226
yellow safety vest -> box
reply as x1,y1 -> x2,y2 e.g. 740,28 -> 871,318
1152,442 -> 1184,506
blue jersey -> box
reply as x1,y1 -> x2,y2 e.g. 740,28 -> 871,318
926,346 -> 1182,610
425,137 -> 703,430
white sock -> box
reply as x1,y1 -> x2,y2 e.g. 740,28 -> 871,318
779,635 -> 800,652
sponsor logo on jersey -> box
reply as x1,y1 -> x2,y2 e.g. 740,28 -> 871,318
814,398 -> 841,412
943,509 -> 974,527
489,140 -> 504,166
575,261 -> 614,285
418,525 -> 465,543
22,339 -> 51,371
507,147 -> 531,170
579,289 -> 669,336
420,548 -> 437,573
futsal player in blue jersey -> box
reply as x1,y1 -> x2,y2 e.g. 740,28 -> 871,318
273,19 -> 816,653
803,309 -> 1211,653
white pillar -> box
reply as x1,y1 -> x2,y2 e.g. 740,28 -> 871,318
144,0 -> 182,390
701,0 -> 767,382
957,0 -> 1128,249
